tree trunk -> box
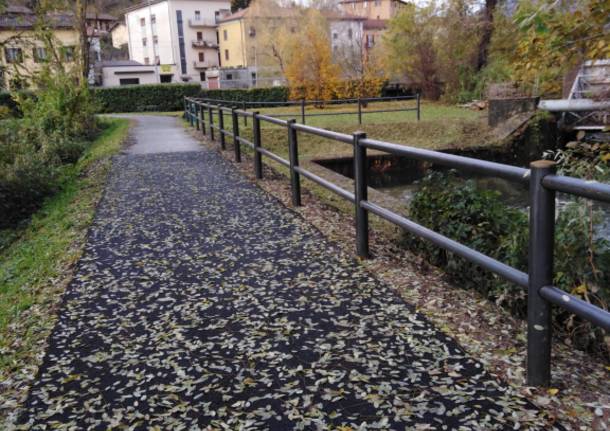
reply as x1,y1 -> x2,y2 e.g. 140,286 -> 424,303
476,0 -> 497,71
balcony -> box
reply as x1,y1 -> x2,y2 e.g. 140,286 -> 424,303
188,17 -> 217,28
193,60 -> 215,69
192,39 -> 218,49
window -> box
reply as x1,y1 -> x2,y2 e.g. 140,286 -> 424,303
120,78 -> 140,85
364,1 -> 368,7
348,28 -> 353,39
197,31 -> 203,41
33,47 -> 47,63
62,46 -> 75,62
198,52 -> 205,61
195,10 -> 201,19
333,32 -> 338,39
151,14 -> 156,24
153,35 -> 158,44
140,17 -> 145,26
226,73 -> 233,80
144,57 -> 150,64
142,37 -> 147,46
4,47 -> 23,64
200,71 -> 206,81
223,29 -> 228,41
249,27 -> 256,37
155,55 -> 160,64
224,49 -> 229,60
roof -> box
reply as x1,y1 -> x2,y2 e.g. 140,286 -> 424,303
0,6 -> 116,30
0,11 -> 74,30
363,19 -> 387,30
122,0 -> 167,14
218,6 -> 366,23
99,60 -> 145,67
86,12 -> 118,21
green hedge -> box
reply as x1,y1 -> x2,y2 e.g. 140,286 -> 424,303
93,83 -> 202,113
200,87 -> 289,103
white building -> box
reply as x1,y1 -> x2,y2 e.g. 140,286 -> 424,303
123,0 -> 231,85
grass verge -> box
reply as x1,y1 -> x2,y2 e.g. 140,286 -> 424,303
0,117 -> 130,423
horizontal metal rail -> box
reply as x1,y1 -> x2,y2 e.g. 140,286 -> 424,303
361,200 -> 529,288
292,123 -> 353,144
257,147 -> 290,167
539,285 -> 610,331
257,114 -> 288,127
236,136 -> 254,148
362,138 -> 531,184
184,96 -> 610,387
294,166 -> 355,203
542,174 -> 610,203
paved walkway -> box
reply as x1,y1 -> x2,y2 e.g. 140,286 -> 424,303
18,116 -> 554,430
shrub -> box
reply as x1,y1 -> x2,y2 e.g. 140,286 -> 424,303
94,83 -> 202,113
0,153 -> 58,228
200,86 -> 289,104
403,172 -> 609,357
1,69 -> 98,227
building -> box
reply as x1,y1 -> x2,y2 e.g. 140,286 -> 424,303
98,59 -> 160,86
337,0 -> 410,54
123,0 -> 231,86
0,5 -> 117,90
337,0 -> 408,20
216,6 -> 364,88
111,23 -> 129,49
0,6 -> 77,90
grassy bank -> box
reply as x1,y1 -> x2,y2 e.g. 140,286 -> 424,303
198,101 -> 494,162
0,118 -> 129,421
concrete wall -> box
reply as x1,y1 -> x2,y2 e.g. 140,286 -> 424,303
488,97 -> 539,127
102,65 -> 160,87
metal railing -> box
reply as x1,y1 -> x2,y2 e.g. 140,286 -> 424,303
184,97 -> 610,387
190,95 -> 420,126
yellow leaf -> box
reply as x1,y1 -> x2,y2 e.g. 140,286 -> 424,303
547,388 -> 559,396
601,153 -> 610,162
572,284 -> 587,295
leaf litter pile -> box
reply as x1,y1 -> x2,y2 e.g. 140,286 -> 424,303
17,149 -> 557,429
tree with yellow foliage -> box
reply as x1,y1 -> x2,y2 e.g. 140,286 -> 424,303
284,9 -> 341,104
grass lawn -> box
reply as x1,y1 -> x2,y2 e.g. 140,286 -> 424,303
197,100 -> 496,163
0,118 -> 129,419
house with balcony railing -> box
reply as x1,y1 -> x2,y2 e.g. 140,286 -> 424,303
122,0 -> 231,86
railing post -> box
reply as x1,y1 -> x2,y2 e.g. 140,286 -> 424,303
416,92 -> 421,121
253,111 -> 263,179
357,97 -> 362,125
201,103 -> 206,135
207,105 -> 214,141
183,98 -> 187,120
218,106 -> 226,150
301,99 -> 306,124
353,131 -> 369,258
527,160 -> 556,387
287,119 -> 301,207
232,107 -> 241,163
195,102 -> 200,131
243,101 -> 248,126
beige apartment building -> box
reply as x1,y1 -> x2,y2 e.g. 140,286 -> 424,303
216,6 -> 365,88
0,5 -> 116,90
